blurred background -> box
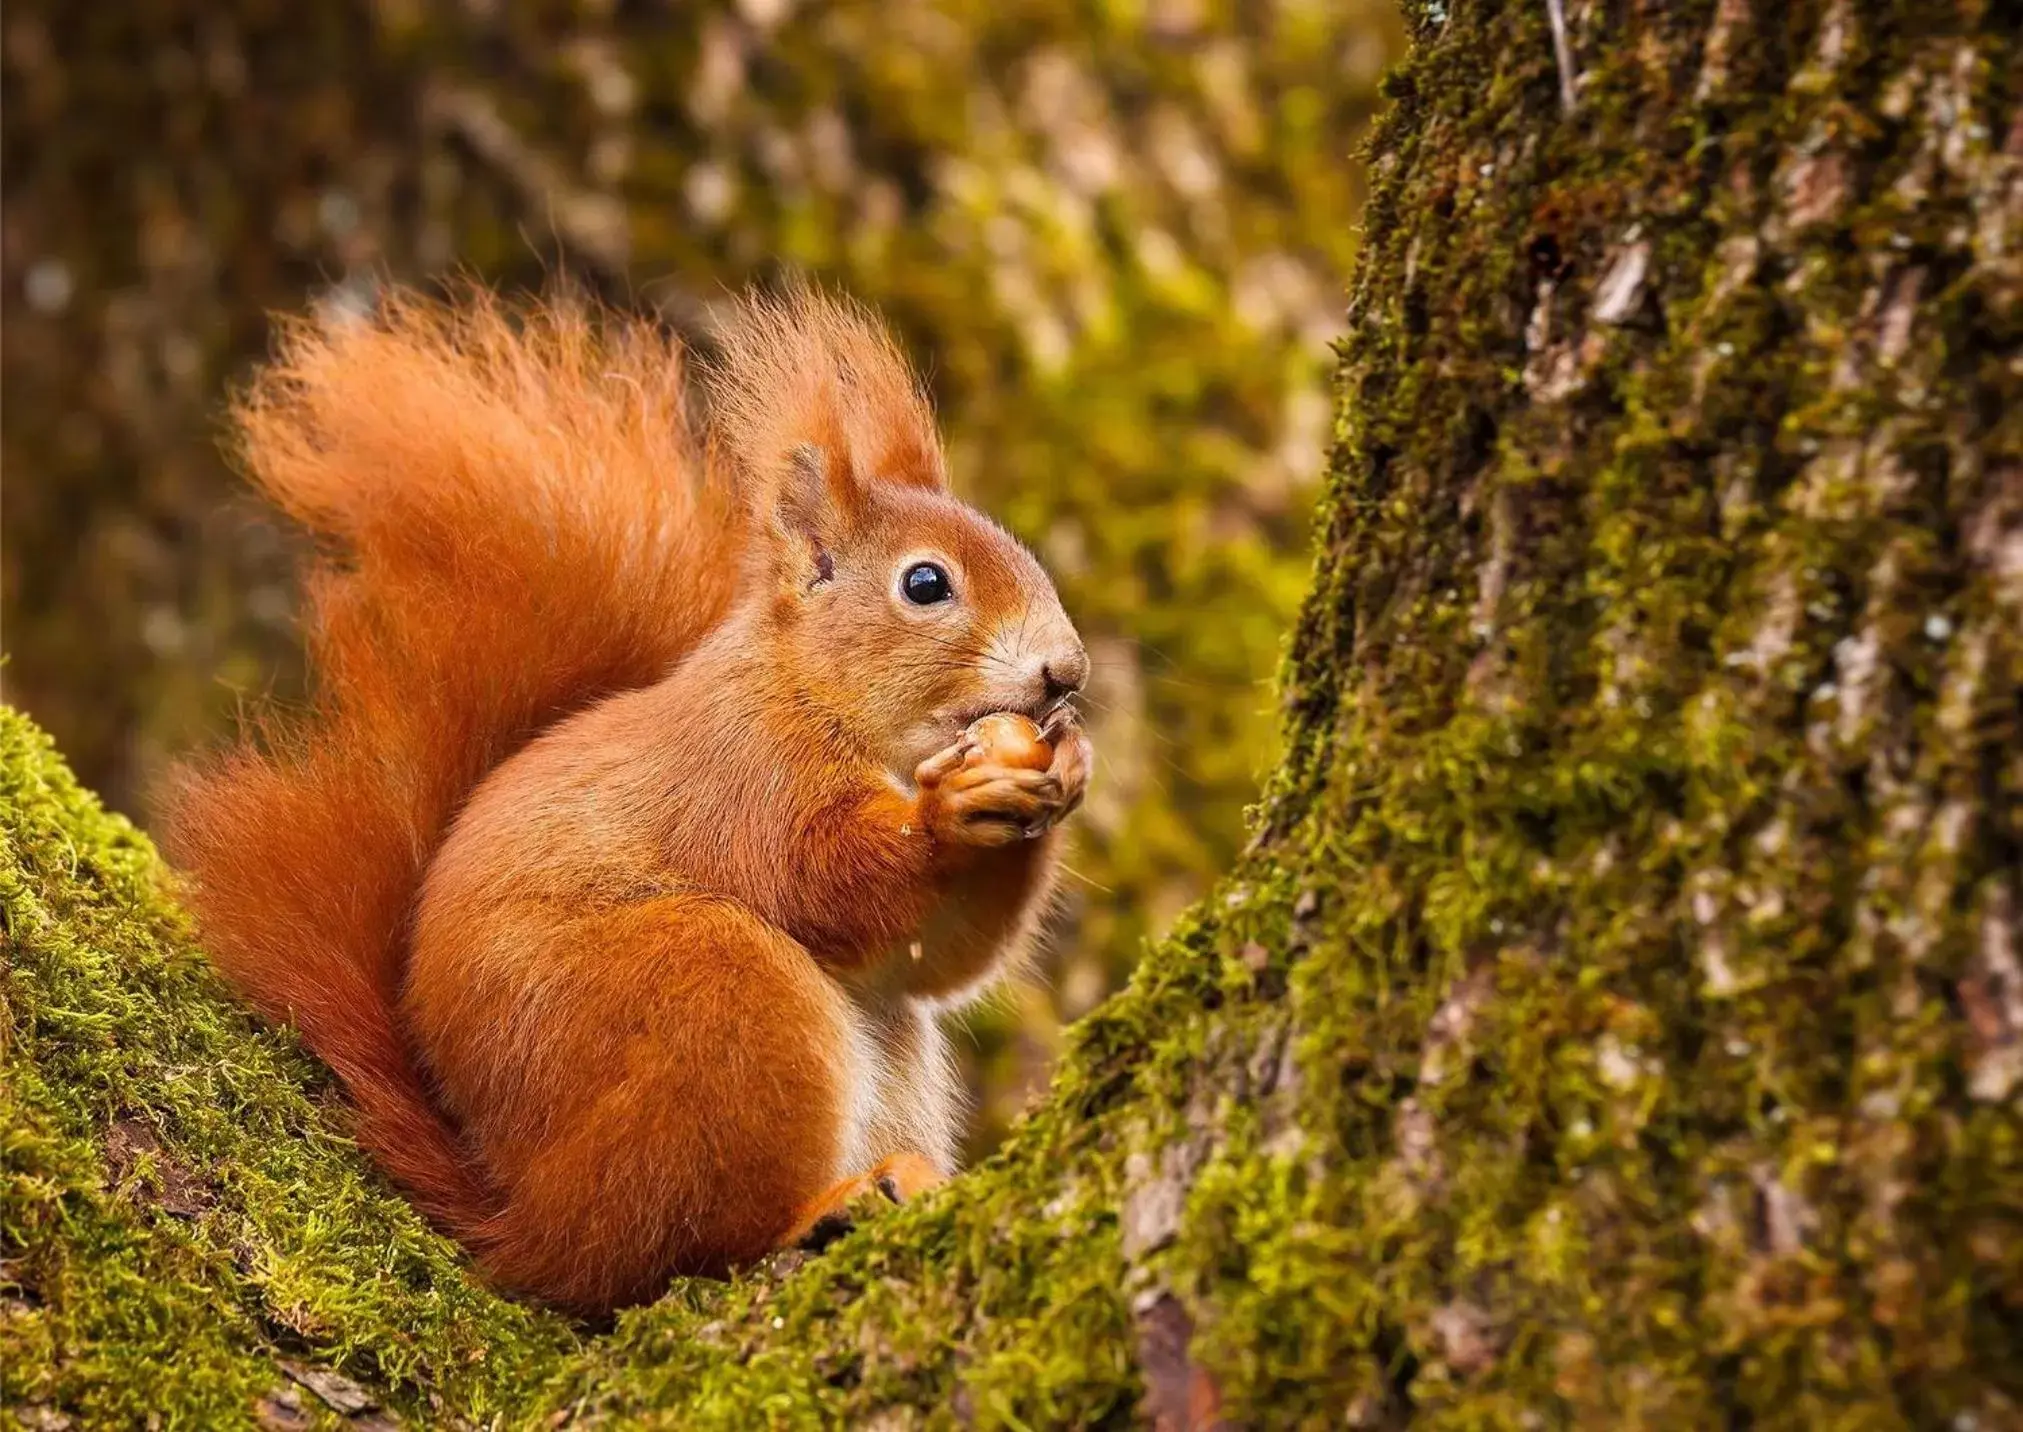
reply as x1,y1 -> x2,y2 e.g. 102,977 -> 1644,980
0,0 -> 1401,1155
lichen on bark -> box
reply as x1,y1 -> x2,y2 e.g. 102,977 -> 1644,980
6,0 -> 2022,1427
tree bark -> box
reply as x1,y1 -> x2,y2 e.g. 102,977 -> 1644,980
4,0 -> 2020,1427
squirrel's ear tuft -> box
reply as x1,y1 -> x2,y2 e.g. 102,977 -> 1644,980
708,281 -> 946,513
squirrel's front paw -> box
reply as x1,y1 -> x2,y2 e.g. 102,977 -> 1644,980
1039,704 -> 1092,822
914,710 -> 1090,847
920,761 -> 1066,846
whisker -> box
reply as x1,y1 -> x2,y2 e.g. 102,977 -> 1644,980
881,625 -> 994,663
1052,860 -> 1114,895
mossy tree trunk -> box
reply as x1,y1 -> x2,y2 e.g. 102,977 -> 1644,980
5,0 -> 2020,1427
1222,0 -> 2022,1420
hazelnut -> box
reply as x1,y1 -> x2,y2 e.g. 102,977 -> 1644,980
962,713 -> 1053,771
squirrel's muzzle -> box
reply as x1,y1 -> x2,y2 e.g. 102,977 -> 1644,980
1039,645 -> 1089,705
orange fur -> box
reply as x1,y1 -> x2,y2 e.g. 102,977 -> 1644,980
160,283 -> 1090,1313
786,1152 -> 946,1248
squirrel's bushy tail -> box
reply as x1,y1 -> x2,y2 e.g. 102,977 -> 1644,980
159,290 -> 742,1240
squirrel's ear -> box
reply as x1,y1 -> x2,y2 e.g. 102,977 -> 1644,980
767,442 -> 861,585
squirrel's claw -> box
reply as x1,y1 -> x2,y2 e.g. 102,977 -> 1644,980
913,741 -> 969,789
796,1209 -> 858,1253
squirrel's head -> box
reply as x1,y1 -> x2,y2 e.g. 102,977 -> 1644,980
713,286 -> 1086,776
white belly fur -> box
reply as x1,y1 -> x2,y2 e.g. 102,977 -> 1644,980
833,990 -> 962,1180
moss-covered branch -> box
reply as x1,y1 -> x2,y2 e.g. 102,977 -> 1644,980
7,0 -> 2022,1425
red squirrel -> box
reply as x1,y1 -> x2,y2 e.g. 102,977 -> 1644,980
160,284 -> 1091,1313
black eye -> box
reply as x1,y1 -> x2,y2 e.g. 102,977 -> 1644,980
902,562 -> 953,605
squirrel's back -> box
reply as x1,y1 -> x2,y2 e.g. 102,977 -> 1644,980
159,291 -> 742,1238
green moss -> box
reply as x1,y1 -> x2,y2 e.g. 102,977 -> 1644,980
0,705 -> 576,1427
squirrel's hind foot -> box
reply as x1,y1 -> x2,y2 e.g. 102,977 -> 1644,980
786,1151 -> 942,1252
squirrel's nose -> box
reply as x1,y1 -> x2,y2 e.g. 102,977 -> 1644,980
1040,645 -> 1089,704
